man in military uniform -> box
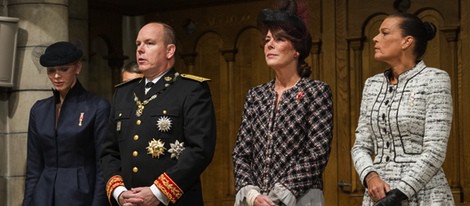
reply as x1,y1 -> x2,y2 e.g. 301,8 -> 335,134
101,22 -> 216,206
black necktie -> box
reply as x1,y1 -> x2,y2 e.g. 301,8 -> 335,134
145,82 -> 154,88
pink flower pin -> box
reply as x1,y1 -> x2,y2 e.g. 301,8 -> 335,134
296,91 -> 305,102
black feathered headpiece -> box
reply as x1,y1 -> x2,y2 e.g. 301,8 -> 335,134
257,0 -> 312,62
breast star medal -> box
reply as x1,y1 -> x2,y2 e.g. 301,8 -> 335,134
146,138 -> 166,158
157,116 -> 172,132
168,140 -> 185,159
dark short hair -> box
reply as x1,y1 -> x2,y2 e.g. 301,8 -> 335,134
40,41 -> 82,67
389,12 -> 436,59
122,61 -> 141,74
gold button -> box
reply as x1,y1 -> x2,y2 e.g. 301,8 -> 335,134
133,135 -> 139,141
133,167 -> 138,173
118,113 -> 122,117
136,120 -> 141,125
133,151 -> 138,157
163,110 -> 167,115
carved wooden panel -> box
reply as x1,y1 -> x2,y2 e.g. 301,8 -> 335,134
85,0 -> 470,205
191,32 -> 233,206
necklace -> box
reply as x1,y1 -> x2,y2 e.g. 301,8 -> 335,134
133,72 -> 179,117
134,93 -> 157,117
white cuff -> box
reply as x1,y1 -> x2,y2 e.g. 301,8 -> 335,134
246,189 -> 261,206
150,184 -> 170,205
112,186 -> 128,205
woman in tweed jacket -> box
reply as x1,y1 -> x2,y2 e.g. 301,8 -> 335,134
351,13 -> 455,206
232,1 -> 333,206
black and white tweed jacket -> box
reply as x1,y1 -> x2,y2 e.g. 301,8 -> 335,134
233,77 -> 333,197
351,61 -> 454,205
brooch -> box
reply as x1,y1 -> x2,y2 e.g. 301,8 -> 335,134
409,92 -> 415,106
168,140 -> 185,159
157,116 -> 172,132
295,91 -> 305,102
78,112 -> 84,126
146,138 -> 166,158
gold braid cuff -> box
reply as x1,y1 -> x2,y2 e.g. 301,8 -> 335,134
106,175 -> 124,205
154,172 -> 183,204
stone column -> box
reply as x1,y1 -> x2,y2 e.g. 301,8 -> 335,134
1,0 -> 68,205
68,0 -> 89,87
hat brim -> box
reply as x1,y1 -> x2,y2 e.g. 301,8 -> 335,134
40,42 -> 83,67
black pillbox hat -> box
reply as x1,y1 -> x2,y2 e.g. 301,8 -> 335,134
40,41 -> 83,67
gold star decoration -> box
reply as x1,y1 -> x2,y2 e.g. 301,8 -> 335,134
146,138 -> 166,158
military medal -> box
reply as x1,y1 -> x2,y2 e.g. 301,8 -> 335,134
146,138 -> 166,158
134,93 -> 157,117
133,72 -> 180,117
78,112 -> 84,126
116,121 -> 121,131
157,116 -> 172,132
169,140 -> 185,159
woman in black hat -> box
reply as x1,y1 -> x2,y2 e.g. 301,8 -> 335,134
23,41 -> 110,206
232,0 -> 333,205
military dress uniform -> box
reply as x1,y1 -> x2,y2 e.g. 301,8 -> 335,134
101,69 -> 216,205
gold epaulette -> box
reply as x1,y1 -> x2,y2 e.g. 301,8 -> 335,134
180,74 -> 210,82
114,78 -> 142,87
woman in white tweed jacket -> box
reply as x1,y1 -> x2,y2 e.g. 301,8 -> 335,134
351,13 -> 455,206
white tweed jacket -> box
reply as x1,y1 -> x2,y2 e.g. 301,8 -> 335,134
351,61 -> 454,204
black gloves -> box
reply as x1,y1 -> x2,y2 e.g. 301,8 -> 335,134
373,189 -> 407,206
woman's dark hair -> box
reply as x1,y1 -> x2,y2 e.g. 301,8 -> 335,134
390,12 -> 437,59
258,0 -> 312,77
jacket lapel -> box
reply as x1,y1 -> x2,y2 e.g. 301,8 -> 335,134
133,80 -> 146,100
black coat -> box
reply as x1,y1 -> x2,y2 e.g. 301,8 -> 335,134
101,69 -> 216,205
23,81 -> 110,206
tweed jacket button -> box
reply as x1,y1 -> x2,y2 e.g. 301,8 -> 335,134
133,167 -> 138,173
